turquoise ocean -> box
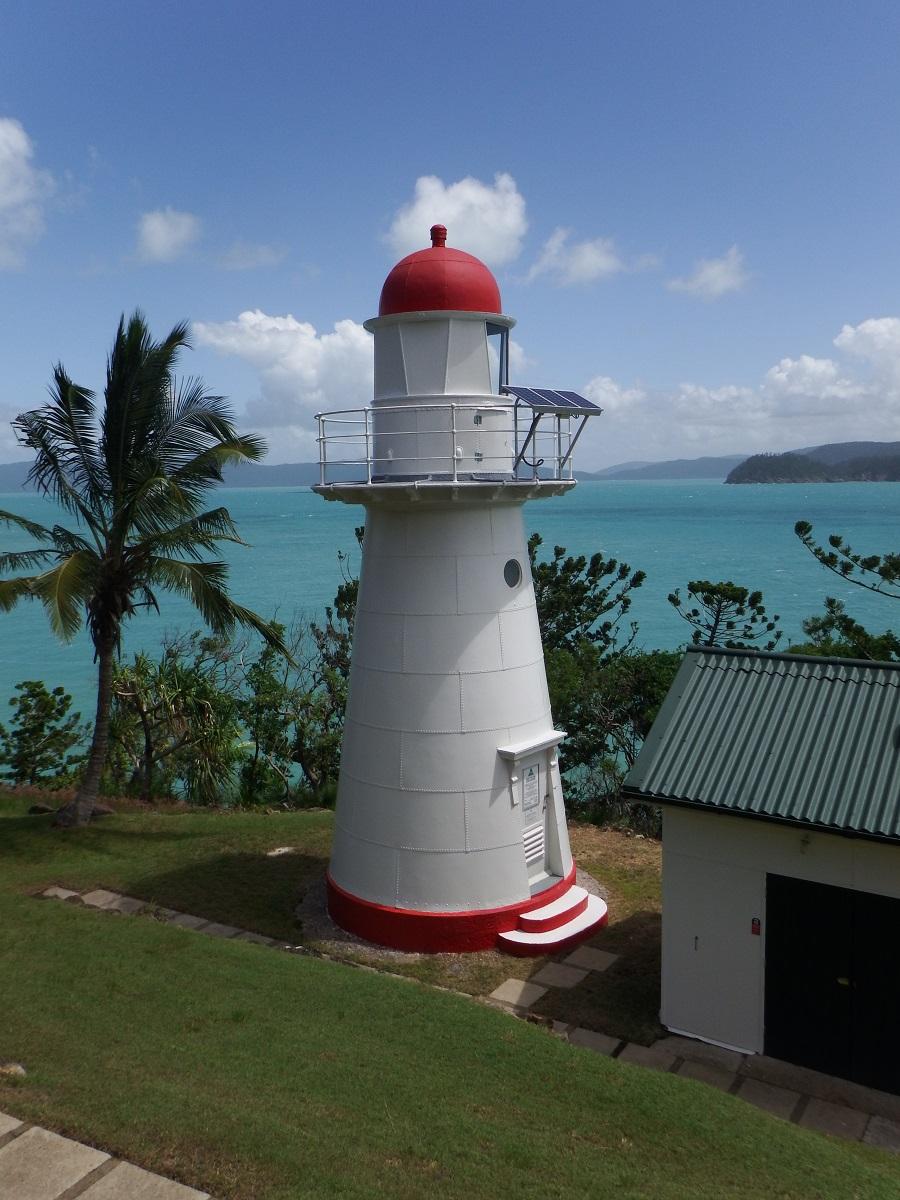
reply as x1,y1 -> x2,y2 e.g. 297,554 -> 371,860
1,480 -> 898,719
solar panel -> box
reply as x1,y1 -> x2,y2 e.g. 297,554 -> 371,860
502,385 -> 601,414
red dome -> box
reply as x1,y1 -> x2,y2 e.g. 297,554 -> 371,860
379,225 -> 501,316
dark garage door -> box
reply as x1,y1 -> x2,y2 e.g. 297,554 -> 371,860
765,873 -> 900,1094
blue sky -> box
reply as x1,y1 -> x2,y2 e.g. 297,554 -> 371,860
2,0 -> 899,468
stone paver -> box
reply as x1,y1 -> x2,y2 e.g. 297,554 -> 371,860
489,978 -> 548,1008
79,1160 -> 209,1199
80,889 -> 122,910
563,946 -> 619,973
569,1028 -> 621,1055
41,886 -> 79,901
653,1034 -> 744,1073
677,1059 -> 737,1092
530,962 -> 588,989
617,1042 -> 678,1072
196,922 -> 242,939
0,1126 -> 107,1199
799,1097 -> 870,1141
166,913 -> 209,931
743,1054 -> 900,1123
863,1115 -> 900,1155
734,1077 -> 800,1121
235,932 -> 276,946
0,1111 -> 22,1138
105,895 -> 147,915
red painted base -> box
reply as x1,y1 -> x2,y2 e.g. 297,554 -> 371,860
326,866 -> 578,953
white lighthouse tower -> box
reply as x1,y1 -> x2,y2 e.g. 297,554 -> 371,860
315,225 -> 608,954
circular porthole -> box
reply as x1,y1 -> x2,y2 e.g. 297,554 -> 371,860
504,558 -> 522,588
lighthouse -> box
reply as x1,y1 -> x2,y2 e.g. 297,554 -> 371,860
314,225 -> 608,954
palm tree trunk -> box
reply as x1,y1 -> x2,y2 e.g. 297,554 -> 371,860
54,634 -> 116,828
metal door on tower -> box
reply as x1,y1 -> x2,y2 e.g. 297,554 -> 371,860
520,759 -> 548,883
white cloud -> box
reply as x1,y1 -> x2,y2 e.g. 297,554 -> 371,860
137,207 -> 201,263
579,317 -> 900,467
834,318 -> 900,388
0,117 -> 54,269
387,173 -> 527,266
667,244 -> 748,300
762,355 -> 863,412
583,375 -> 646,413
508,339 -> 531,376
194,310 -> 373,457
218,240 -> 286,271
527,227 -> 624,286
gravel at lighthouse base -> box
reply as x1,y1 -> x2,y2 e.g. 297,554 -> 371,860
294,866 -> 608,966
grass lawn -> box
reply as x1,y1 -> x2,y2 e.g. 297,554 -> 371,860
1,793 -> 898,1199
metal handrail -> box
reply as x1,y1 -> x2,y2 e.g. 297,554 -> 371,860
314,402 -> 577,485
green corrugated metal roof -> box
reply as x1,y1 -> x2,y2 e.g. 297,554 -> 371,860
624,646 -> 900,842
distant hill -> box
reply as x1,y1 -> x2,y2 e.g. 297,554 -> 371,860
581,454 -> 747,481
791,440 -> 900,466
0,461 -> 30,492
727,445 -> 900,484
0,459 -> 322,493
221,461 -> 319,487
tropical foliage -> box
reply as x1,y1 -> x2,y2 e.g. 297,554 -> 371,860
0,312 -> 283,826
0,681 -> 86,787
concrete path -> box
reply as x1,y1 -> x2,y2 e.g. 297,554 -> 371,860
0,1115 -> 209,1199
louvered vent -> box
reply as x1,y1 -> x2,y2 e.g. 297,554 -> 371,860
523,822 -> 545,866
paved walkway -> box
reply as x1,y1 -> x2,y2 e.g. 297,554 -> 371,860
14,882 -> 900,1199
0,1114 -> 209,1199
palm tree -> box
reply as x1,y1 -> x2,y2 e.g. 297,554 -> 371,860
0,311 -> 284,827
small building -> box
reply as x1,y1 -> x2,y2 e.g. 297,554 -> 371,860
624,646 -> 900,1094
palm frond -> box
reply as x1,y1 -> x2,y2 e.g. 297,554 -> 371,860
171,439 -> 267,500
0,576 -> 38,613
0,548 -> 58,572
154,377 -> 266,479
11,410 -> 106,541
131,507 -> 243,559
0,509 -> 56,542
148,556 -> 286,652
26,550 -> 98,641
147,556 -> 236,632
102,312 -> 190,498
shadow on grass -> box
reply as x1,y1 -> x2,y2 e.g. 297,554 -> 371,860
0,813 -> 218,873
531,910 -> 663,1045
127,849 -> 328,942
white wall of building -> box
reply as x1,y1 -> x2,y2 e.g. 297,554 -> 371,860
662,806 -> 900,1053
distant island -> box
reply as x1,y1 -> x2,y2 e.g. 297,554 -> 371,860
726,442 -> 900,484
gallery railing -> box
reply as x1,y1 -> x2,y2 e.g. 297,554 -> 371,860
315,403 -> 579,486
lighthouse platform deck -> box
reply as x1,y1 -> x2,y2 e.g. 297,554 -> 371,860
314,398 -> 594,489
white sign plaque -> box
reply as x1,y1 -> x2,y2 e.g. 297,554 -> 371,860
522,764 -> 540,812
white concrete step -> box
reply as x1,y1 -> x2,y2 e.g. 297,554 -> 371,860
498,893 -> 608,957
519,884 -> 589,933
